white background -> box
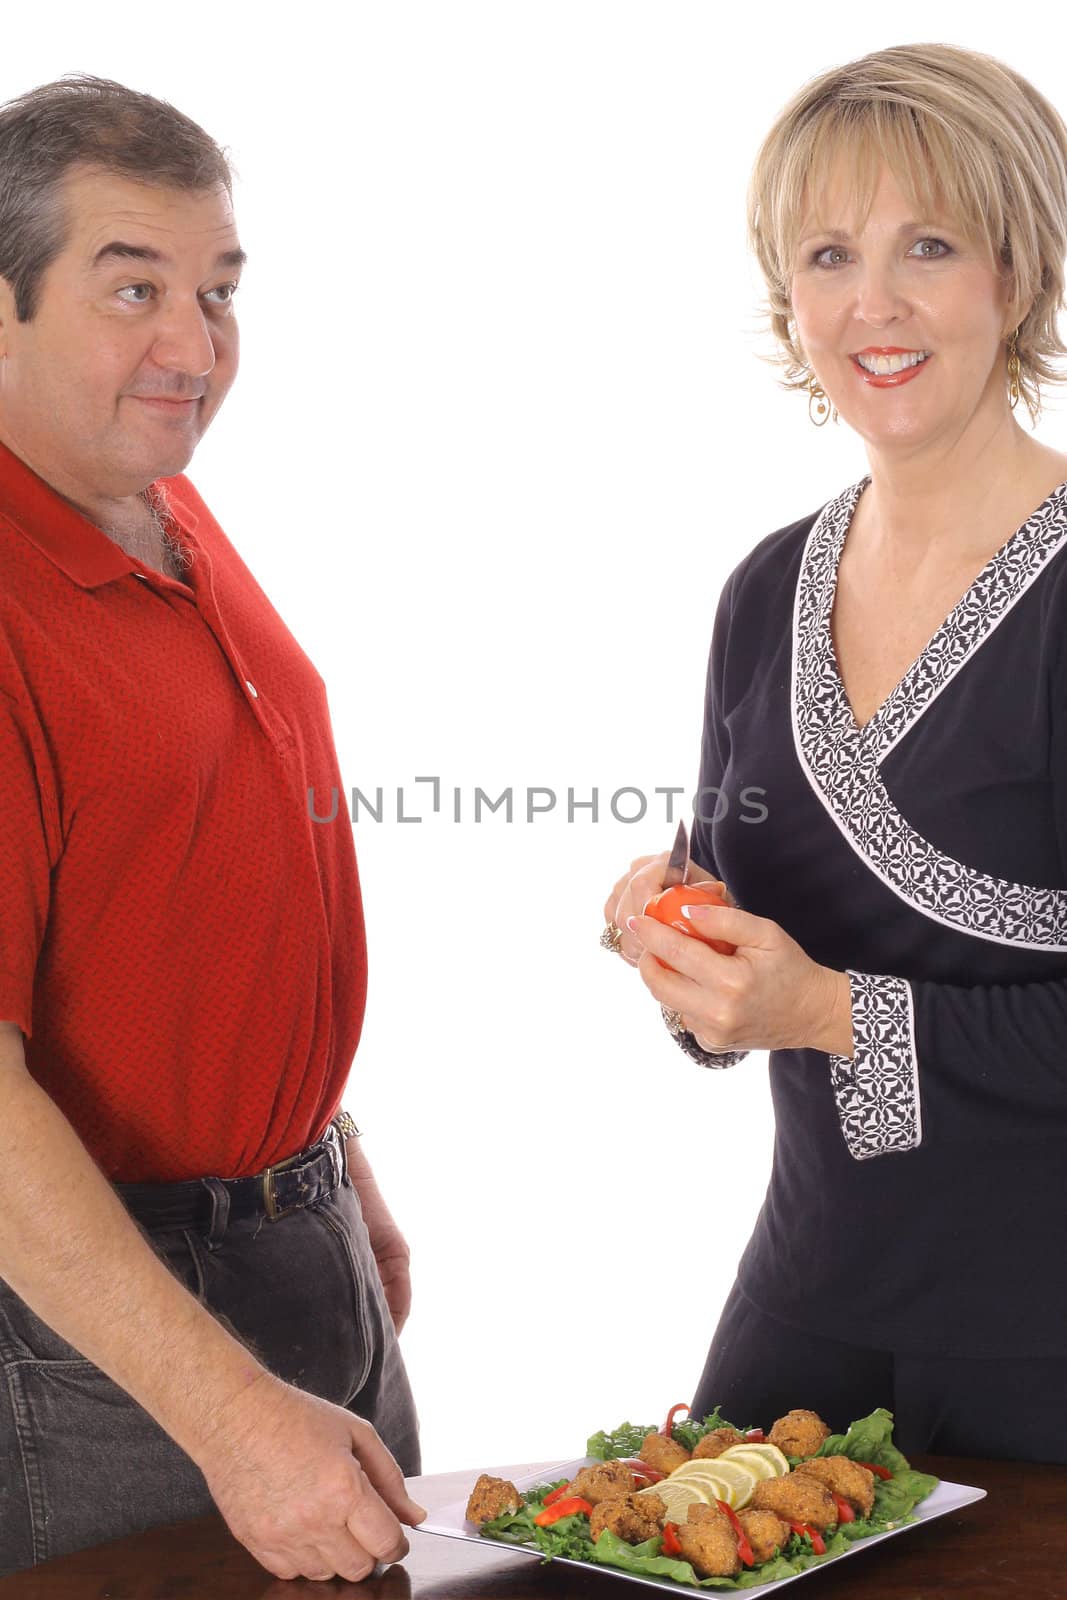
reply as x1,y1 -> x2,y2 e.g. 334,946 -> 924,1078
4,4 -> 1066,1474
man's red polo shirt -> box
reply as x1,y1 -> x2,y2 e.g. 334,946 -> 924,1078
0,437 -> 366,1182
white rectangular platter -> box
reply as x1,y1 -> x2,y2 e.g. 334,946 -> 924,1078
419,1456 -> 986,1596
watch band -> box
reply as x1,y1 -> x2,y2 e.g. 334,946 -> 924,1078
334,1109 -> 361,1140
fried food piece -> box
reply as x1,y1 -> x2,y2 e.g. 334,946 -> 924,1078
590,1491 -> 667,1545
465,1474 -> 523,1525
767,1409 -> 832,1458
568,1460 -> 638,1506
639,1430 -> 691,1475
751,1472 -> 839,1531
794,1456 -> 876,1519
675,1503 -> 741,1578
737,1508 -> 790,1564
692,1426 -> 745,1460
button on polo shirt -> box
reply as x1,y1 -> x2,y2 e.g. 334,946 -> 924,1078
0,437 -> 366,1182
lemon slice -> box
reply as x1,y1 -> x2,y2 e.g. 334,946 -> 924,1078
669,1459 -> 758,1509
720,1443 -> 790,1479
667,1466 -> 733,1504
636,1480 -> 711,1521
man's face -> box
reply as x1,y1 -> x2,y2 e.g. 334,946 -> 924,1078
0,164 -> 242,500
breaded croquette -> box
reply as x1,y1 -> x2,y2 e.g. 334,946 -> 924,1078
675,1503 -> 741,1578
794,1456 -> 876,1519
639,1430 -> 691,1475
590,1491 -> 667,1545
751,1471 -> 839,1530
465,1474 -> 523,1525
767,1409 -> 832,1458
737,1508 -> 790,1564
692,1426 -> 745,1460
568,1460 -> 638,1506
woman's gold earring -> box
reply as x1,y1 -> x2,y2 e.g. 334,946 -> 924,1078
807,369 -> 836,427
1007,331 -> 1021,412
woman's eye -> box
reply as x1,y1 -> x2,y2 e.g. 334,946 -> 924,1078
911,237 -> 951,259
117,283 -> 153,303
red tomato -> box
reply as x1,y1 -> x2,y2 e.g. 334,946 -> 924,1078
642,883 -> 736,957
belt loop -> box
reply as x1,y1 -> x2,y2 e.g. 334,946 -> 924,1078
201,1177 -> 231,1249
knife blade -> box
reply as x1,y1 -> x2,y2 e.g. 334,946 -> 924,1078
661,818 -> 690,889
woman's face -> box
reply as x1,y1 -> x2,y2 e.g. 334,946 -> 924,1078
788,160 -> 1016,452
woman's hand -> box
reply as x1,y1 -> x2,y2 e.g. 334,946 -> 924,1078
604,851 -> 730,968
625,900 -> 847,1054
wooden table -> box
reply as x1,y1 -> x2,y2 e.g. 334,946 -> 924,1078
0,1455 -> 1060,1599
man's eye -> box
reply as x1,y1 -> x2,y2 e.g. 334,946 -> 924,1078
117,283 -> 153,303
205,281 -> 240,305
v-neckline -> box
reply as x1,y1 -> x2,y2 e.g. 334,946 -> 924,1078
821,473 -> 1067,744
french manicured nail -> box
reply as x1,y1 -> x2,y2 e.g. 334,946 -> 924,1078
625,915 -> 639,932
682,904 -> 713,919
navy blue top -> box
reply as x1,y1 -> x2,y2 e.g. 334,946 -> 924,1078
689,472 -> 1067,1360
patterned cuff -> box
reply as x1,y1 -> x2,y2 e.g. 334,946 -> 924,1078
828,971 -> 922,1160
661,1006 -> 749,1070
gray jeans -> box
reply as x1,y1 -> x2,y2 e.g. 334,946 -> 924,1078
0,1176 -> 420,1576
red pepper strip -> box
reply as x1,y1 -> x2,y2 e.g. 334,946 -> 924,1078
615,1459 -> 665,1488
857,1461 -> 893,1481
661,1402 -> 690,1438
744,1428 -> 766,1442
534,1496 -> 594,1528
542,1482 -> 573,1507
661,1522 -> 683,1558
831,1493 -> 855,1524
715,1500 -> 755,1568
789,1521 -> 827,1556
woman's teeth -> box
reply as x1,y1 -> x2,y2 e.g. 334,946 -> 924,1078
855,351 -> 931,375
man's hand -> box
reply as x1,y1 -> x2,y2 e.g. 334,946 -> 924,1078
345,1137 -> 412,1335
196,1370 -> 426,1582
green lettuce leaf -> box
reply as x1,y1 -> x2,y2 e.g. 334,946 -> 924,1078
587,1422 -> 656,1460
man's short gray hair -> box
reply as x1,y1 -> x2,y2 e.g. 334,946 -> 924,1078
0,73 -> 235,322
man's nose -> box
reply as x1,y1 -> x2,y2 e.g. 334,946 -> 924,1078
150,298 -> 218,378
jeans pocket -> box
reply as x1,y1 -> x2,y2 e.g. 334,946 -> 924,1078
311,1192 -> 376,1399
0,1354 -> 213,1572
0,1230 -> 213,1574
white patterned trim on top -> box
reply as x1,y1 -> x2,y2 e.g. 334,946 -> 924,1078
792,474 -> 1067,952
829,971 -> 921,1159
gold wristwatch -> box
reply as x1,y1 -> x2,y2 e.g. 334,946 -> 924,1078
334,1109 -> 361,1140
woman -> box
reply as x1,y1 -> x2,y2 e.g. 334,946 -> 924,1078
603,42 -> 1067,1463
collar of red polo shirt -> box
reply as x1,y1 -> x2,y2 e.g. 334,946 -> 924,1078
0,433 -> 200,586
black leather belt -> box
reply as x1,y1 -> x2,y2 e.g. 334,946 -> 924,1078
114,1118 -> 348,1239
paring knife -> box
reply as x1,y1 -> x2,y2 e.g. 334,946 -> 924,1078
662,818 -> 690,889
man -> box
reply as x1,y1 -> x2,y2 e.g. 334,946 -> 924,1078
0,74 -> 424,1581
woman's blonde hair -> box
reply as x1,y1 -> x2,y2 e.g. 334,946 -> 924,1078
748,43 -> 1067,425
